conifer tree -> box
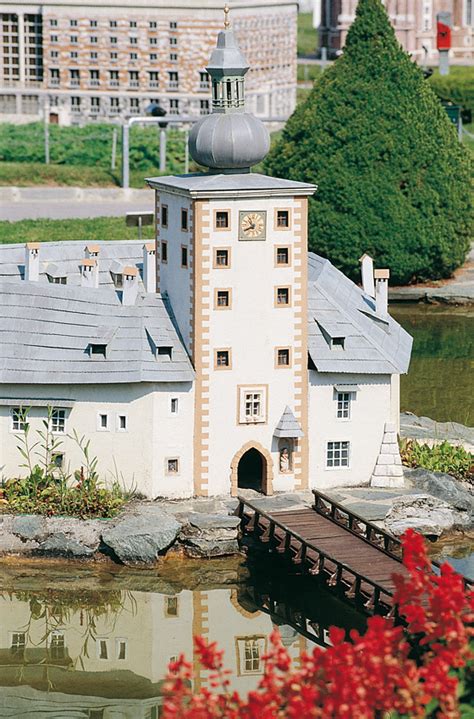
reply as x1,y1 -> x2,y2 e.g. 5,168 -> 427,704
265,0 -> 472,284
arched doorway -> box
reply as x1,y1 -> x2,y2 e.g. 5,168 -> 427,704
238,448 -> 264,491
230,442 -> 273,496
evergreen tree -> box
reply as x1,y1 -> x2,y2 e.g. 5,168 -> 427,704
265,0 -> 472,285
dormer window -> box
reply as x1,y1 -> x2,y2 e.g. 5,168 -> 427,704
331,337 -> 345,350
48,275 -> 67,285
158,346 -> 172,361
89,343 -> 107,358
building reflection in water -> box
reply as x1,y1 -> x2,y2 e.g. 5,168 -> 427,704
0,585 -> 310,718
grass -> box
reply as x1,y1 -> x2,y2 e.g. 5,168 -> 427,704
0,216 -> 154,244
298,13 -> 318,57
0,161 -> 119,187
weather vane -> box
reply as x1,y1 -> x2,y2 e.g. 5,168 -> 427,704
224,4 -> 230,29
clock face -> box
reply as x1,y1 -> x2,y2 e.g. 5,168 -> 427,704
239,210 -> 266,241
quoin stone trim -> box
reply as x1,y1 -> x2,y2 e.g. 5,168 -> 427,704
292,196 -> 309,490
230,441 -> 274,497
192,199 -> 211,496
192,591 -> 209,692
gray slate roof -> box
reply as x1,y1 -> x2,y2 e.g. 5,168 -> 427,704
274,406 -> 304,438
0,240 -> 145,287
146,172 -> 316,198
0,279 -> 194,384
307,253 -> 412,374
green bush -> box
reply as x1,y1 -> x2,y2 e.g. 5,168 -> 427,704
265,0 -> 473,285
429,67 -> 474,119
400,439 -> 474,484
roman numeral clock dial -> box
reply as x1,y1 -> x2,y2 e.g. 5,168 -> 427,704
239,210 -> 267,240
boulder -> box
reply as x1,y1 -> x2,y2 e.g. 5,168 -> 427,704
102,511 -> 181,566
12,515 -> 48,542
404,467 -> 474,514
36,532 -> 95,559
178,512 -> 241,558
45,517 -> 103,552
0,531 -> 39,555
384,494 -> 471,538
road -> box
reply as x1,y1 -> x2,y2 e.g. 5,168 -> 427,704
0,187 -> 154,221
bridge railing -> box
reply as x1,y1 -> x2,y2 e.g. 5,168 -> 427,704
237,496 -> 395,616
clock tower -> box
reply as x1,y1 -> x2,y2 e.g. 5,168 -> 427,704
148,9 -> 315,497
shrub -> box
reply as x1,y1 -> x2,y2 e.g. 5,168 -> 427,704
400,438 -> 474,484
429,67 -> 474,121
264,0 -> 473,286
162,531 -> 473,718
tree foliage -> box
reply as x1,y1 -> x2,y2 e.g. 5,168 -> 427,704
265,0 -> 473,285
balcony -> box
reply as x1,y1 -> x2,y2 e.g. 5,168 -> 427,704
90,105 -> 100,114
49,79 -> 60,87
199,82 -> 210,92
148,81 -> 159,89
70,79 -> 80,87
109,79 -> 119,87
110,106 -> 121,115
129,105 -> 140,115
129,80 -> 139,88
71,105 -> 81,114
89,79 -> 100,87
168,81 -> 179,91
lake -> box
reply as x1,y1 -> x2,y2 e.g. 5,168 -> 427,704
0,556 -> 366,718
390,304 -> 474,426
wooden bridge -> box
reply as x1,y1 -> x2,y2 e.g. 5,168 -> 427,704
237,489 -> 471,618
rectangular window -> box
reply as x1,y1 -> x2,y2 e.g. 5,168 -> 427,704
215,289 -> 230,308
98,639 -> 108,659
276,246 -> 290,266
70,35 -> 78,44
326,441 -> 350,468
161,240 -> 168,263
199,71 -> 210,89
53,452 -> 64,468
157,346 -> 172,361
51,408 -> 66,434
90,343 -> 106,357
169,98 -> 179,114
180,208 -> 188,230
215,210 -> 229,229
110,36 -> 117,44
168,71 -> 179,89
161,204 -> 168,227
50,34 -> 58,43
110,20 -> 117,27
275,286 -> 290,306
10,632 -> 26,655
110,52 -> 118,60
215,349 -> 231,368
169,36 -> 177,45
336,392 -> 351,419
70,19 -> 77,26
170,398 -> 178,414
51,50 -> 59,58
90,19 -> 97,27
170,21 -> 177,29
214,248 -> 230,268
276,347 -> 290,367
118,414 -> 127,431
331,337 -> 345,350
130,36 -> 138,45
150,53 -> 157,61
98,413 -> 108,430
130,20 -> 137,28
167,458 -> 179,474
50,19 -> 58,26
237,637 -> 265,675
149,36 -> 158,45
49,631 -> 65,660
11,408 -> 27,432
276,210 -> 290,228
149,21 -> 157,28
90,36 -> 98,44
130,52 -> 138,60
165,596 -> 178,616
239,386 -> 267,424
90,51 -> 98,60
117,639 -> 127,660
170,52 -> 178,62
181,246 -> 188,268
245,392 -> 262,421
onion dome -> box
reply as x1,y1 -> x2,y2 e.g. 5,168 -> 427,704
189,7 -> 270,173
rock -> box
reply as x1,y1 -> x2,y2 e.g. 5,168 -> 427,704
0,532 -> 39,554
45,517 -> 103,551
183,538 -> 240,558
400,412 -> 474,453
404,467 -> 474,514
179,512 -> 241,558
36,533 -> 95,559
102,511 -> 181,566
384,494 -> 472,538
12,515 -> 48,542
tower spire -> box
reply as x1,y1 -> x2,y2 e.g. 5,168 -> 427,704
188,17 -> 270,173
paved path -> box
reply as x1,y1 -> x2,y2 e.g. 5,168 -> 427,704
0,186 -> 154,221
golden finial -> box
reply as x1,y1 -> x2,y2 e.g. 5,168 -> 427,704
224,4 -> 230,29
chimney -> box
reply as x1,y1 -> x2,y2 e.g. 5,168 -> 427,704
80,258 -> 99,289
374,269 -> 390,316
359,253 -> 375,298
25,242 -> 40,281
122,266 -> 139,305
142,243 -> 156,293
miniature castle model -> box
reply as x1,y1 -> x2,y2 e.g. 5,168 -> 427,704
0,14 -> 412,498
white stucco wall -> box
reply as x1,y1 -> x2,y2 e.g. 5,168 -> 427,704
0,381 -> 194,499
308,371 -> 394,489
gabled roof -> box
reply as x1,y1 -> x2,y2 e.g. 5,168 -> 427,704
0,280 -> 194,385
274,406 -> 304,438
0,240 -> 145,288
307,253 -> 412,374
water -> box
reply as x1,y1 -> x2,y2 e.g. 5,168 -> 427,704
390,304 -> 474,426
0,557 -> 366,717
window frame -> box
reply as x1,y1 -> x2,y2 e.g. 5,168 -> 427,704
180,208 -> 188,231
214,348 -> 232,370
170,397 -> 179,414
274,286 -> 291,307
214,288 -> 232,310
274,208 -> 292,231
50,408 -> 66,434
275,245 -> 291,267
235,635 -> 266,677
166,457 -> 180,475
117,413 -> 128,432
214,209 -> 231,231
181,245 -> 188,268
161,240 -> 168,264
275,346 -> 291,368
336,392 -> 351,420
161,204 -> 168,228
326,440 -> 350,469
11,407 -> 28,433
213,247 -> 231,269
97,412 -> 109,432
238,385 -> 267,425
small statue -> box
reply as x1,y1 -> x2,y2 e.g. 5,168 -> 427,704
279,447 -> 290,473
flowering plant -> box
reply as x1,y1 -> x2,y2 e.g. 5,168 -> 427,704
162,530 -> 473,719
